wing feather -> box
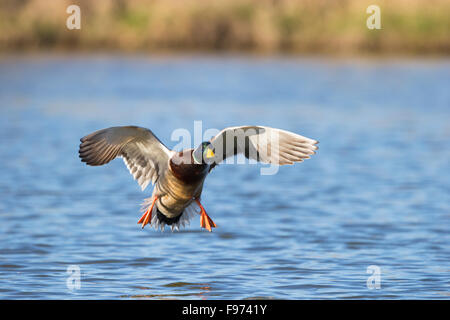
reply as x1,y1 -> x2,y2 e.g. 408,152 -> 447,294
79,126 -> 172,190
210,126 -> 318,166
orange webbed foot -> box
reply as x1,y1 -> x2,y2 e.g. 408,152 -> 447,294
195,199 -> 217,232
138,196 -> 158,229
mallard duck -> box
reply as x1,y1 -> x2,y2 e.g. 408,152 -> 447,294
79,126 -> 318,232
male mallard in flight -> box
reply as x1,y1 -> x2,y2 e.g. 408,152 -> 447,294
79,126 -> 318,232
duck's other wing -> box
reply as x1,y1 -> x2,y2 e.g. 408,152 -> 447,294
209,126 -> 318,166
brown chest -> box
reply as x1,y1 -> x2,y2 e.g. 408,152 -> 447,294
169,150 -> 209,184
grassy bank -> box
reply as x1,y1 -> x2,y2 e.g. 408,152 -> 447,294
1,0 -> 449,55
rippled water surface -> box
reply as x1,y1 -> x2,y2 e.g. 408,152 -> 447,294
0,55 -> 449,299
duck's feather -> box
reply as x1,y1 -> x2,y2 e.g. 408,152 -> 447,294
79,126 -> 173,190
141,197 -> 200,231
209,126 -> 318,166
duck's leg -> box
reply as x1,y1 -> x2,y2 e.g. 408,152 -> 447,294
138,196 -> 158,229
195,198 -> 217,232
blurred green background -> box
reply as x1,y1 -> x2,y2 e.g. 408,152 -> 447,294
1,0 -> 449,55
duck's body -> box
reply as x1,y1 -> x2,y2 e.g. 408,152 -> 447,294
153,149 -> 208,219
79,125 -> 318,232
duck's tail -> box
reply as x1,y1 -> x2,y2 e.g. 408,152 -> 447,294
139,197 -> 199,231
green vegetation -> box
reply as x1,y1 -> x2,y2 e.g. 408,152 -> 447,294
0,0 -> 448,54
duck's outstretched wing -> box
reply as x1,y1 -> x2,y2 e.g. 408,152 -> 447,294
209,126 -> 318,166
79,126 -> 172,190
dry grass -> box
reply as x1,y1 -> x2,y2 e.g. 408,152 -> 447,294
0,0 -> 449,54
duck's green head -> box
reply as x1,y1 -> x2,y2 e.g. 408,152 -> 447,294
193,141 -> 215,164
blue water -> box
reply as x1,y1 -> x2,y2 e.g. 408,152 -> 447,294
0,54 -> 449,299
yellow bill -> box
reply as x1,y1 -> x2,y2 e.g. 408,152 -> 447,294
206,149 -> 215,158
